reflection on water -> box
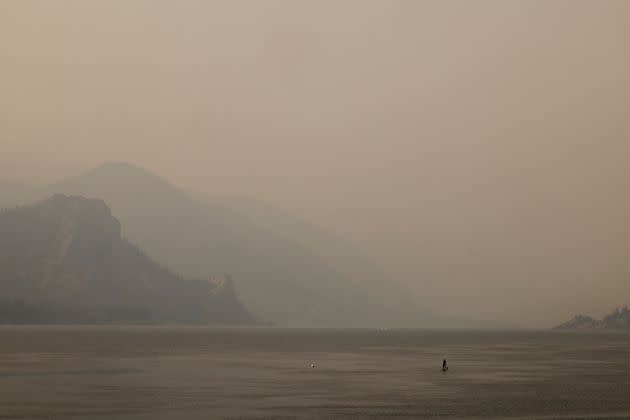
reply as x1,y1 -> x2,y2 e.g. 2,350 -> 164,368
0,327 -> 629,419
0,368 -> 143,378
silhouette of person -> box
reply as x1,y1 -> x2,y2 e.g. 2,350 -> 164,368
442,359 -> 447,370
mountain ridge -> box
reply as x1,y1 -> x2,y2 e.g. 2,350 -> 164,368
0,162 -> 425,327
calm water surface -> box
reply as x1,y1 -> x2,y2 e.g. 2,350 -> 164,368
0,327 -> 629,419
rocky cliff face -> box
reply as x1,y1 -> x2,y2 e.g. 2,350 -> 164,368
0,195 -> 253,324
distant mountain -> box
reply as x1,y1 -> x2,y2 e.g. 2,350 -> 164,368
1,162 -> 425,326
200,195 -> 423,322
0,194 -> 253,324
554,307 -> 630,330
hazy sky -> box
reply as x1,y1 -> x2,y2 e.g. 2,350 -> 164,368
2,0 -> 629,326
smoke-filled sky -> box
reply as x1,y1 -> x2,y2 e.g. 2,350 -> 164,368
2,0 -> 629,326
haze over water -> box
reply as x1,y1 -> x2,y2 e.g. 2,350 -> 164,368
1,327 -> 630,419
2,1 -> 630,326
1,1 -> 630,418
